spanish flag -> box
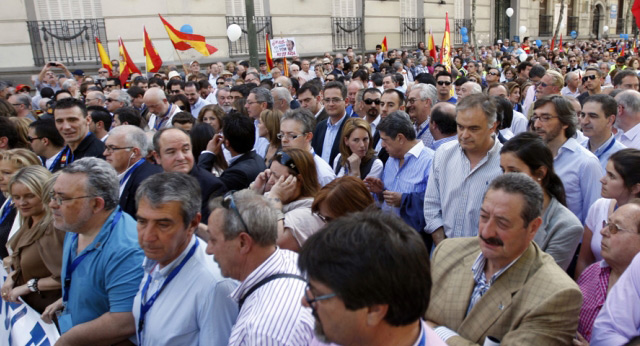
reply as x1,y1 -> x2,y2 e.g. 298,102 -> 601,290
118,37 -> 141,85
283,57 -> 289,77
381,36 -> 388,52
440,12 -> 452,73
159,14 -> 218,56
265,33 -> 274,71
144,27 -> 163,73
428,27 -> 437,60
95,37 -> 113,76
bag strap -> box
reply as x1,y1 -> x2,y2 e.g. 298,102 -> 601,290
238,273 -> 306,309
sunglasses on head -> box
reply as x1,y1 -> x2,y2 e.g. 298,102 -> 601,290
273,151 -> 299,174
363,98 -> 381,105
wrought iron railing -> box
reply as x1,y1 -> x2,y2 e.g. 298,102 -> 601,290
400,18 -> 425,49
567,16 -> 579,36
331,17 -> 363,51
453,19 -> 472,45
225,16 -> 272,57
539,15 -> 553,36
27,19 -> 108,67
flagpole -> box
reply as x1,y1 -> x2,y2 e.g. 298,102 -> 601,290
143,26 -> 148,76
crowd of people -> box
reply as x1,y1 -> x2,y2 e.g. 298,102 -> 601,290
1,36 -> 640,345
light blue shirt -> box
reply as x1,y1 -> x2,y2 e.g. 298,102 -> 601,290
321,113 -> 347,165
416,119 -> 434,149
133,236 -> 239,346
431,135 -> 457,151
59,207 -> 144,333
582,134 -> 627,173
190,97 -> 210,119
424,138 -> 503,238
554,137 -> 603,223
381,141 -> 434,215
254,119 -> 269,158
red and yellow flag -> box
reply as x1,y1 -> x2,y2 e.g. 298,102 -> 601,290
381,36 -> 388,52
265,33 -> 274,71
440,12 -> 451,72
143,27 -> 163,73
428,28 -> 437,60
550,36 -> 555,51
118,37 -> 141,85
95,37 -> 113,76
558,34 -> 563,52
159,14 -> 217,56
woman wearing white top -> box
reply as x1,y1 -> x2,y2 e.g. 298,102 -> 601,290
574,148 -> 640,279
332,118 -> 383,180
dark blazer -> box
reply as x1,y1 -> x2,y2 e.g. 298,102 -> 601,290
189,165 -> 225,224
315,108 -> 329,126
372,130 -> 389,165
119,160 -> 163,218
311,115 -> 347,167
198,151 -> 266,194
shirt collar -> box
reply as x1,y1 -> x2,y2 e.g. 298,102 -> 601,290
328,112 -> 347,127
558,137 -> 581,154
589,134 -> 616,154
228,152 -> 243,165
405,141 -> 425,159
143,235 -> 196,276
371,114 -> 381,127
471,250 -> 523,286
117,158 -> 143,180
621,122 -> 640,141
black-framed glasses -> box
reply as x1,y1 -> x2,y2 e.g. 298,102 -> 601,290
273,150 -> 299,174
49,192 -> 95,205
603,220 -> 635,235
531,115 -> 559,123
27,136 -> 42,143
363,98 -> 381,105
222,191 -> 250,235
582,75 -> 597,83
304,283 -> 336,314
217,81 -> 225,85
104,145 -> 133,153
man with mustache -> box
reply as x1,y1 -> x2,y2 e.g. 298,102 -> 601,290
426,173 -> 582,345
580,94 -> 627,172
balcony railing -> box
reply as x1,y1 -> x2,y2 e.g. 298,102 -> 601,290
27,19 -> 108,67
225,16 -> 272,57
453,19 -> 472,46
539,15 -> 553,36
331,17 -> 363,51
400,18 -> 425,49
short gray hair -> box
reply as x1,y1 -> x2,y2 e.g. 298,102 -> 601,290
272,87 -> 292,103
135,172 -> 201,228
108,125 -> 149,157
62,157 -> 119,210
486,173 -> 543,226
410,83 -> 437,106
282,108 -> 316,134
251,87 -> 274,108
112,90 -> 132,107
616,90 -> 640,114
464,81 -> 483,95
456,93 -> 497,126
14,94 -> 31,108
215,86 -> 230,98
62,79 -> 77,90
209,189 -> 279,246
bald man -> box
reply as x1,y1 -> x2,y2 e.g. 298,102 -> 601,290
143,88 -> 181,131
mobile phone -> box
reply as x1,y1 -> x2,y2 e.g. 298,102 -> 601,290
48,62 -> 58,67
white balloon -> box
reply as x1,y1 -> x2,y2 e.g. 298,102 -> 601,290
506,8 -> 514,17
519,52 -> 527,62
603,25 -> 609,32
227,24 -> 242,42
519,26 -> 527,35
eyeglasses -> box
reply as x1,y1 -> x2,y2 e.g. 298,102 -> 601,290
536,82 -> 549,88
106,98 -> 117,102
602,220 -> 636,235
11,103 -> 23,107
98,71 -> 109,74
104,145 -> 133,153
222,191 -> 250,234
363,98 -> 381,105
407,98 -> 422,104
105,84 -> 115,88
325,78 -> 335,82
582,75 -> 597,83
169,90 -> 182,94
49,192 -> 95,205
217,82 -> 225,85
277,132 -> 305,141
531,114 -> 560,123
304,283 -> 336,314
323,97 -> 343,104
437,81 -> 452,86
27,136 -> 42,142
273,151 -> 300,174
488,72 -> 499,76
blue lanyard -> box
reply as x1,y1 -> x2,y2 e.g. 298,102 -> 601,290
48,150 -> 65,172
60,132 -> 92,167
63,210 -> 122,302
595,138 -> 617,160
120,159 -> 145,186
0,199 -> 14,225
417,123 -> 429,139
155,105 -> 173,130
138,239 -> 199,342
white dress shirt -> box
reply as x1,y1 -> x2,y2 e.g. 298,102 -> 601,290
616,122 -> 640,149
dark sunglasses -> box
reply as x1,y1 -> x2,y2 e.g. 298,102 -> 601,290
216,81 -> 225,85
178,105 -> 188,111
27,136 -> 42,142
273,151 -> 299,174
582,75 -> 597,83
363,98 -> 381,105
437,81 -> 452,86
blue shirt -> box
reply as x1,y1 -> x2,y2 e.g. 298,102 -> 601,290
381,141 -> 434,215
431,135 -> 457,151
582,134 -> 627,173
554,138 -> 603,223
59,207 -> 145,333
321,113 -> 347,165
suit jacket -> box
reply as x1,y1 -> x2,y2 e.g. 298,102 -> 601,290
119,160 -> 163,218
189,165 -> 225,224
426,237 -> 582,346
311,115 -> 347,167
197,151 -> 266,194
315,109 -> 329,127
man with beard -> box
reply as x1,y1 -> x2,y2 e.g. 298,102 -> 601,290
298,211 -> 446,346
216,87 -> 233,113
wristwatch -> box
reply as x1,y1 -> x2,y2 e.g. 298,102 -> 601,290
27,278 -> 39,293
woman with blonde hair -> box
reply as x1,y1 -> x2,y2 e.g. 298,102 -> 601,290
1,166 -> 64,313
251,148 -> 323,252
258,109 -> 282,165
333,118 -> 382,179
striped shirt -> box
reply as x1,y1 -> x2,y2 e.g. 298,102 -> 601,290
577,261 -> 611,342
228,248 -> 314,346
424,138 -> 503,238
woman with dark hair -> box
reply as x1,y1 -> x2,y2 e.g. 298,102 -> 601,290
493,96 -> 514,142
251,148 -> 323,252
169,94 -> 190,114
189,122 -> 227,176
311,176 -> 375,223
197,104 -> 225,133
575,148 -> 640,279
333,118 -> 382,180
500,132 -> 583,270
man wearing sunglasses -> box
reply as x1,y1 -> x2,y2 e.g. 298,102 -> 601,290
435,71 -> 456,104
298,210 -> 444,346
206,189 -> 313,345
535,70 -> 563,100
577,67 -> 603,106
